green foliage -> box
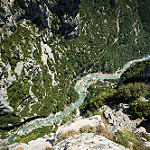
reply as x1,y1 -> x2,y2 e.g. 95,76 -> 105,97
67,81 -> 79,105
115,130 -> 147,150
80,80 -> 117,115
31,72 -> 45,99
10,58 -> 20,70
0,6 -> 5,13
137,0 -> 150,33
14,125 -> 57,143
0,114 -> 21,128
131,100 -> 150,119
0,21 -> 32,64
7,79 -> 30,108
146,136 -> 150,142
10,0 -> 20,12
0,129 -> 8,139
121,60 -> 150,84
116,82 -> 149,103
90,89 -> 117,110
80,126 -> 93,133
81,82 -> 149,115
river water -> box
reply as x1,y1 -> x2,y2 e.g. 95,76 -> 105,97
4,55 -> 150,145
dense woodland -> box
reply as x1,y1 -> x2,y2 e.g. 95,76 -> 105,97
80,60 -> 150,120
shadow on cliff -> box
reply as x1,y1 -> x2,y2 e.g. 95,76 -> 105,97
0,115 -> 46,130
17,0 -> 81,39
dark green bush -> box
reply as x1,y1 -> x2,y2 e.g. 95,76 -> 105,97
131,100 -> 150,119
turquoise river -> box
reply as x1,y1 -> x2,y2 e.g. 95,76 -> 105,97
2,55 -> 150,147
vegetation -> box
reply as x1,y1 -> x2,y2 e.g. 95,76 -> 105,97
14,125 -> 58,144
131,100 -> 150,119
80,82 -> 149,115
0,6 -> 5,13
120,60 -> 150,84
0,0 -> 150,138
57,130 -> 79,143
115,130 -> 149,150
7,79 -> 30,108
80,125 -> 114,141
115,82 -> 149,103
0,114 -> 21,128
80,80 -> 118,114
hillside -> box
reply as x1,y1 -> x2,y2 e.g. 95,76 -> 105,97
0,0 -> 150,146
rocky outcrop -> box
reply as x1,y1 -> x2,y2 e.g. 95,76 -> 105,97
19,0 -> 53,28
100,105 -> 148,134
100,105 -> 138,133
10,133 -> 129,150
0,0 -> 52,33
56,115 -> 105,136
0,0 -> 81,40
0,63 -> 16,112
9,137 -> 52,150
7,112 -> 150,150
54,133 -> 129,150
0,101 -> 13,114
0,0 -> 24,37
54,0 -> 81,39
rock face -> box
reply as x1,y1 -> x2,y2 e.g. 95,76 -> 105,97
0,0 -> 80,39
0,0 -> 23,37
0,102 -> 13,114
10,133 -> 129,150
54,0 -> 81,39
54,133 -> 129,150
0,0 -> 52,35
101,105 -> 138,133
10,138 -> 52,150
56,115 -> 105,136
19,0 -> 53,28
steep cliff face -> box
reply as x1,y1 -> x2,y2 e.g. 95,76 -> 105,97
9,113 -> 150,150
0,0 -> 150,135
0,0 -> 80,40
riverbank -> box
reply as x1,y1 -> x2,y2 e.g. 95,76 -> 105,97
1,55 -> 150,147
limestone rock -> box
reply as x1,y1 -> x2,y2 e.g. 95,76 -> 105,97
19,0 -> 53,28
101,105 -> 138,133
56,115 -> 105,136
54,133 -> 129,150
144,142 -> 150,148
10,138 -> 52,150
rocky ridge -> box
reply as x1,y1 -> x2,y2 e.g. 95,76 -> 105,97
0,0 -> 150,148
8,106 -> 150,150
54,133 -> 129,150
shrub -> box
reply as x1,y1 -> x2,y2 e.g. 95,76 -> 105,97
115,130 -> 148,150
0,6 -> 5,13
57,130 -> 79,142
80,125 -> 94,133
131,100 -> 150,119
80,125 -> 114,140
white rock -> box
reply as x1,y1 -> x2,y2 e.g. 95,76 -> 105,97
54,133 -> 129,150
144,142 -> 150,148
14,62 -> 24,76
56,115 -> 105,136
10,138 -> 52,150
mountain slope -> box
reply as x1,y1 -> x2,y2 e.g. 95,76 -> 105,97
0,0 -> 150,132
